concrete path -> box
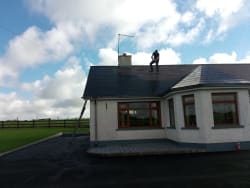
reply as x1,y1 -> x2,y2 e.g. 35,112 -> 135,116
88,141 -> 206,156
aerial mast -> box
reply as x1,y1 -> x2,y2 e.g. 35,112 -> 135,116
117,33 -> 135,56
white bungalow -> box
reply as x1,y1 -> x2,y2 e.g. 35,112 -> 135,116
83,55 -> 250,151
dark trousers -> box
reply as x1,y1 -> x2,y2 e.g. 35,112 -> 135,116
150,60 -> 159,72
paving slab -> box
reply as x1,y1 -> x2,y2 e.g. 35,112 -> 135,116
88,141 -> 206,157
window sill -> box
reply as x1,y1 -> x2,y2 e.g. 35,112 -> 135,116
116,127 -> 163,131
181,127 -> 199,130
212,125 -> 244,129
166,127 -> 176,129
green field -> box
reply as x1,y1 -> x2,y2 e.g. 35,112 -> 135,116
0,127 -> 89,153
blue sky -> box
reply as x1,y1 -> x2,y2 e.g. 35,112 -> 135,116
1,0 -> 250,120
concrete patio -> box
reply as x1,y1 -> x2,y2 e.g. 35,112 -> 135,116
87,140 -> 206,156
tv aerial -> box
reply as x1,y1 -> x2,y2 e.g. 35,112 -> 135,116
117,33 -> 135,56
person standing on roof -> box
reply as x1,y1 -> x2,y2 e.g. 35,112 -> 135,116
150,50 -> 160,72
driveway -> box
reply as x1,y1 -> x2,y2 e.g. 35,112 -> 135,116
1,135 -> 250,188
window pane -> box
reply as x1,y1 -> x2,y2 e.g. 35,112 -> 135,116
119,111 -> 128,127
151,110 -> 159,127
212,94 -> 235,102
129,102 -> 148,109
118,102 -> 161,128
212,93 -> 238,125
168,99 -> 175,127
185,104 -> 197,127
182,95 -> 196,128
183,96 -> 194,103
213,103 -> 238,124
151,102 -> 158,108
129,109 -> 150,127
119,103 -> 128,109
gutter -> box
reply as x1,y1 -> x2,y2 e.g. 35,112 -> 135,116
162,85 -> 250,98
84,96 -> 162,101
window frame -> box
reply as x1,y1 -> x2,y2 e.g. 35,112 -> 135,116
182,94 -> 197,128
118,101 -> 161,128
168,98 -> 175,128
212,92 -> 239,126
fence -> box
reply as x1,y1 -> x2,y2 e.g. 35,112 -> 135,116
0,118 -> 89,128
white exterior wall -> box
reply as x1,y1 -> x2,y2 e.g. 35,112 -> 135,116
164,89 -> 250,144
164,91 -> 206,143
89,88 -> 250,144
90,99 -> 166,142
205,89 -> 250,143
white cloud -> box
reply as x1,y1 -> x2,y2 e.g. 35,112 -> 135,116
193,57 -> 207,64
98,48 -> 181,66
0,56 -> 88,120
0,58 -> 18,86
196,0 -> 248,39
27,0 -> 211,49
209,51 -> 237,63
21,76 -> 50,92
167,18 -> 204,46
25,0 -> 250,48
132,52 -> 152,65
158,48 -> 181,64
196,0 -> 243,18
181,11 -> 195,25
203,29 -> 214,44
28,0 -> 176,28
39,59 -> 84,99
0,23 -> 84,86
98,48 -> 118,66
0,92 -> 39,120
192,51 -> 250,64
6,25 -> 76,67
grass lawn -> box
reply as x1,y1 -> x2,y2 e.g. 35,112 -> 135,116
0,127 -> 89,153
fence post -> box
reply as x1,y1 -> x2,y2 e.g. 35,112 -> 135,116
1,121 -> 3,128
17,120 -> 19,128
48,118 -> 51,128
32,120 -> 35,128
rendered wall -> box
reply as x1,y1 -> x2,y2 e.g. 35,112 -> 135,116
89,99 -> 166,142
164,89 -> 250,144
90,88 -> 250,144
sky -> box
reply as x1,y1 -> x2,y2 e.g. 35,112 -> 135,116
1,0 -> 250,120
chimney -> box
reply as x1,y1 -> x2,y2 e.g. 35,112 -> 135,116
118,53 -> 132,66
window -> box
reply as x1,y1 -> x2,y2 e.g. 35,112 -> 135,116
212,93 -> 239,126
168,98 -> 175,128
118,102 -> 161,128
182,95 -> 197,128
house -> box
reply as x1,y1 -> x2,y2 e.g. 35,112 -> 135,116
83,55 -> 250,151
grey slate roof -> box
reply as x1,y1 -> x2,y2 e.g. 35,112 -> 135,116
83,64 -> 250,99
